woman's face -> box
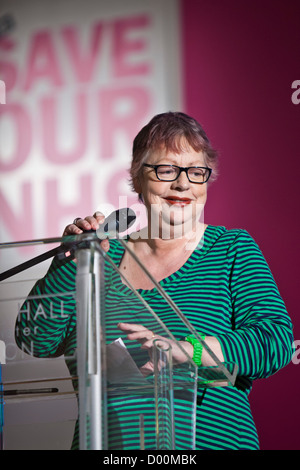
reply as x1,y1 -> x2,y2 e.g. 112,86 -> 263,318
137,145 -> 208,238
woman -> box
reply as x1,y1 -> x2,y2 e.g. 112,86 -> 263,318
16,112 -> 294,450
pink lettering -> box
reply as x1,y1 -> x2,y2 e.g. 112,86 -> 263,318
23,30 -> 63,91
113,15 -> 151,77
61,23 -> 104,83
41,91 -> 87,164
99,86 -> 151,159
0,103 -> 31,171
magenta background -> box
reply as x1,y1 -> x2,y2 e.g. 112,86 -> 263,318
181,0 -> 300,450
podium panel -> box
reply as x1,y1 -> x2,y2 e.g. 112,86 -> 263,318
0,233 -> 237,450
0,275 -> 77,449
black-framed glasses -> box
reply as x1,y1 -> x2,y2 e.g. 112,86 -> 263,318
143,164 -> 212,184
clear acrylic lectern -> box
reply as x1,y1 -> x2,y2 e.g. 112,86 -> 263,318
0,232 -> 237,450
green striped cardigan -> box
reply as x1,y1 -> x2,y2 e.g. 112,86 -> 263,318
15,225 -> 294,449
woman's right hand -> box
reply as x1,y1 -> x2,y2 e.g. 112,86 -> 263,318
62,211 -> 110,254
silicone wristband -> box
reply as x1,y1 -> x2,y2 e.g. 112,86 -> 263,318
185,333 -> 206,366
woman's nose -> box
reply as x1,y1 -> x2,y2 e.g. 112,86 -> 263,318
170,171 -> 191,190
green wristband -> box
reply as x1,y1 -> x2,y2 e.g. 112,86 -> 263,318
185,334 -> 206,366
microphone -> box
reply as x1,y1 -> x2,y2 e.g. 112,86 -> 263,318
57,208 -> 136,260
78,208 -> 136,239
62,208 -> 136,258
96,207 -> 136,239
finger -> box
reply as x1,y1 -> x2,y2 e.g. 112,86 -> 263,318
93,211 -> 105,223
117,323 -> 147,333
119,326 -> 152,342
100,238 -> 110,252
94,212 -> 110,251
83,215 -> 100,230
140,360 -> 155,377
71,217 -> 93,232
140,357 -> 166,377
118,324 -> 158,349
127,330 -> 154,344
63,223 -> 83,236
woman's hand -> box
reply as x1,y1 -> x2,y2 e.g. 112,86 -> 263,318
117,322 -> 194,377
62,211 -> 110,256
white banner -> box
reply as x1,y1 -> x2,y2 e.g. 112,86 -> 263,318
0,0 -> 182,252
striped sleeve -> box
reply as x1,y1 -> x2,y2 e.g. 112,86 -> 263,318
216,230 -> 294,380
15,256 -> 77,358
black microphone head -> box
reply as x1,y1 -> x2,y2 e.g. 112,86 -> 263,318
99,208 -> 136,237
116,207 -> 136,233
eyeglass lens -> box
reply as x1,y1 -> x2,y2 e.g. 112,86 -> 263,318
156,165 -> 209,183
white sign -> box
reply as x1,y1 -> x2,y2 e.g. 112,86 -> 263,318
0,0 -> 182,251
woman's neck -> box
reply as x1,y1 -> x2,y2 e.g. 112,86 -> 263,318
130,222 -> 207,257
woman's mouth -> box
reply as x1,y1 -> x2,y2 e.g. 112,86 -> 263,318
163,196 -> 193,206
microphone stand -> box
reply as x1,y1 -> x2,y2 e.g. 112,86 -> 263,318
0,232 -> 99,282
0,205 -> 136,282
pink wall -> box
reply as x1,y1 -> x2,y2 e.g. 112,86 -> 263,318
181,0 -> 300,450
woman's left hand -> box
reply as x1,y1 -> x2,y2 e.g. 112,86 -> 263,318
117,322 -> 193,377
